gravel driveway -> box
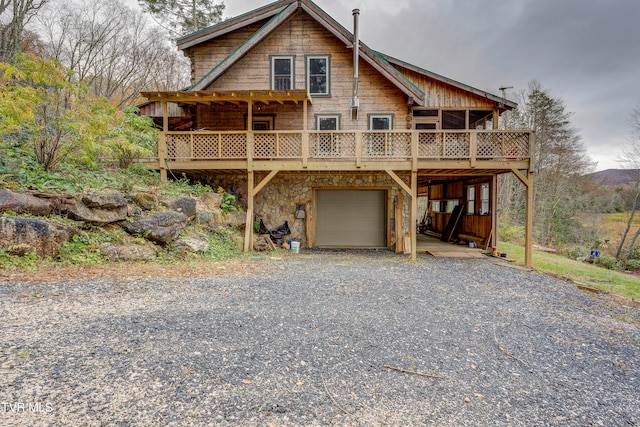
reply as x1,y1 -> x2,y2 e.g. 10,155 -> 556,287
1,250 -> 639,426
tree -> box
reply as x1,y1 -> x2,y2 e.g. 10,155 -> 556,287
505,80 -> 595,247
615,104 -> 640,259
0,0 -> 47,62
38,0 -> 189,108
137,0 -> 224,36
0,54 -> 114,171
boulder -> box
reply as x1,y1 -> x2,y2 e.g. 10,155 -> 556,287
199,192 -> 224,210
81,193 -> 127,210
65,192 -> 128,225
173,234 -> 210,253
0,189 -> 52,216
159,195 -> 196,219
132,193 -> 158,211
195,208 -> 225,227
99,243 -> 157,261
121,211 -> 188,245
224,211 -> 247,228
0,217 -> 76,258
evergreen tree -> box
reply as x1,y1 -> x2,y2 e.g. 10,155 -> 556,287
137,0 -> 224,36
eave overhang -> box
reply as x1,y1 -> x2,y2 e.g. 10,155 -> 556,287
141,89 -> 312,106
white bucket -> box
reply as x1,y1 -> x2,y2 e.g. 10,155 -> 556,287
291,241 -> 300,253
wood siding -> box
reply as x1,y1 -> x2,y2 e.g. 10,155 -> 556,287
392,64 -> 497,109
199,10 -> 408,131
185,20 -> 269,85
426,178 -> 492,242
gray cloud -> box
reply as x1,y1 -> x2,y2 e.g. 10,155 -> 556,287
225,0 -> 640,170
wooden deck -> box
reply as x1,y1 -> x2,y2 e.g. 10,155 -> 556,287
416,234 -> 488,259
150,129 -> 534,174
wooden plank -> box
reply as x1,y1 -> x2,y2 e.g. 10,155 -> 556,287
191,3 -> 298,90
395,193 -> 404,253
442,204 -> 463,242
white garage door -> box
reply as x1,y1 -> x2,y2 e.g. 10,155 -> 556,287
315,190 -> 387,248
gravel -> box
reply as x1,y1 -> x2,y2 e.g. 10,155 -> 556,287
1,250 -> 639,426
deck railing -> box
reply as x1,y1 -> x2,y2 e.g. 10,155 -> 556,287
162,130 -> 532,163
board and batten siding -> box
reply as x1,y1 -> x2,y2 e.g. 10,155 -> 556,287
185,20 -> 269,84
197,10 -> 408,131
391,64 -> 497,109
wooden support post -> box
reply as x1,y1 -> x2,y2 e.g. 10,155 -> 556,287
469,132 -> 477,168
159,101 -> 169,182
410,170 -> 417,261
395,192 -> 404,253
491,175 -> 498,249
302,99 -> 309,168
525,171 -> 534,268
244,171 -> 254,253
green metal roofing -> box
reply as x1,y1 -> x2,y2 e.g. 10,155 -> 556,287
188,2 -> 296,90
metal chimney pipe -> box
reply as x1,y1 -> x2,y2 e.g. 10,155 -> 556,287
351,8 -> 360,115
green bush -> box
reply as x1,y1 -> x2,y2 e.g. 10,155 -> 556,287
594,256 -> 624,271
498,225 -> 525,245
624,259 -> 640,271
565,246 -> 590,260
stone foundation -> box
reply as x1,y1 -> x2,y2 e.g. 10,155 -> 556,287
204,172 -> 411,248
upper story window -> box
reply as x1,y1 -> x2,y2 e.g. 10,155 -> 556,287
271,55 -> 294,90
306,55 -> 330,96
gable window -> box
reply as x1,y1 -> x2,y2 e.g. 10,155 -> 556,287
271,55 -> 294,90
466,186 -> 475,214
306,55 -> 330,96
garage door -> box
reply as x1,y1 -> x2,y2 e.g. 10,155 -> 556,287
316,190 -> 387,248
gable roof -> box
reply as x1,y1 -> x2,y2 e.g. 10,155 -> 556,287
179,0 -> 515,109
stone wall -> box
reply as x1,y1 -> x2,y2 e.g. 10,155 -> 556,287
206,172 -> 411,248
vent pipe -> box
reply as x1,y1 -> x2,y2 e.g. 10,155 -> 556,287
350,8 -> 360,119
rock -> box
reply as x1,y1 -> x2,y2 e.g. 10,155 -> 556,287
0,217 -> 76,258
65,192 -> 129,225
133,193 -> 158,211
99,243 -> 157,261
0,189 -> 52,216
121,211 -> 188,245
66,202 -> 128,225
159,195 -> 197,219
199,192 -> 224,210
224,211 -> 247,228
173,234 -> 210,253
81,193 -> 127,210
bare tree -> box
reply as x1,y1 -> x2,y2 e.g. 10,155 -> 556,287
38,0 -> 189,107
0,0 -> 47,61
615,105 -> 640,259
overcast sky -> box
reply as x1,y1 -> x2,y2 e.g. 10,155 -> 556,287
218,0 -> 640,171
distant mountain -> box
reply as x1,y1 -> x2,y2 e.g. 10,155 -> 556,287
587,169 -> 640,187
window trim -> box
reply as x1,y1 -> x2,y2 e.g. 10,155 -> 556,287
480,183 -> 490,215
466,185 -> 476,215
270,55 -> 295,90
305,54 -> 331,97
315,114 -> 341,130
367,113 -> 394,130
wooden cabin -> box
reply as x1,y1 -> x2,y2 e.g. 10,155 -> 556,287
140,0 -> 535,265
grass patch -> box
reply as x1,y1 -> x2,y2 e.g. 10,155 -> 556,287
497,241 -> 640,301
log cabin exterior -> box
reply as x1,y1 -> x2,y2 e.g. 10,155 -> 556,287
140,0 -> 535,265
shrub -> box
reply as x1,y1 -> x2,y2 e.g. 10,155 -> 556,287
565,246 -> 590,260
